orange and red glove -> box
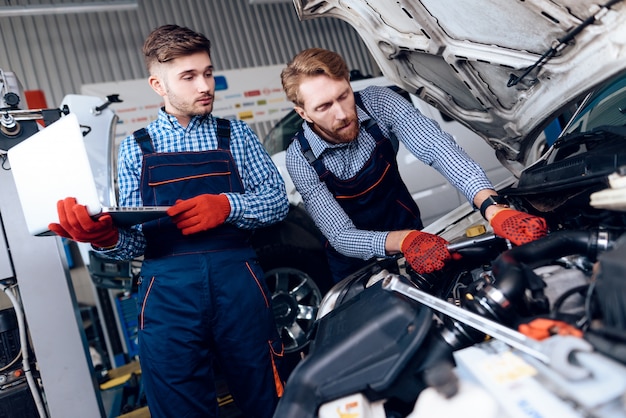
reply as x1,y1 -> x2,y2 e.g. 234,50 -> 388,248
167,193 -> 231,235
48,197 -> 119,248
489,209 -> 548,246
401,230 -> 453,274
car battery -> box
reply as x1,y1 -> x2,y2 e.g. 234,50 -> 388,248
276,276 -> 443,418
453,338 -> 626,418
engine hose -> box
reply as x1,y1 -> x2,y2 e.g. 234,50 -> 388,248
441,229 -> 621,351
492,229 -> 619,302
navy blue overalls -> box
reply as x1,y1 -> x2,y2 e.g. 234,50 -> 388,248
297,93 -> 423,283
134,118 -> 283,418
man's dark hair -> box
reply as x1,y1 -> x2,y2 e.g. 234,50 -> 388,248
143,24 -> 211,74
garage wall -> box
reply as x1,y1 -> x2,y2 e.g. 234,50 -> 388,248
0,0 -> 379,137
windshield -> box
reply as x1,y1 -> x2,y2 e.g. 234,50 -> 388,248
512,71 -> 626,195
263,111 -> 304,156
561,72 -> 626,136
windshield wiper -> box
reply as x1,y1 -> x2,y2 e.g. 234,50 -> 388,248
508,0 -> 625,87
553,125 -> 626,149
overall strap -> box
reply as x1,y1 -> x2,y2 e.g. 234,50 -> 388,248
296,130 -> 317,165
296,130 -> 328,179
134,128 -> 154,154
216,118 -> 231,150
354,91 -> 386,144
355,90 -> 400,153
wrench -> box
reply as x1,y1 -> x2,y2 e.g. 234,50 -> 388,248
381,274 -> 592,380
446,233 -> 502,252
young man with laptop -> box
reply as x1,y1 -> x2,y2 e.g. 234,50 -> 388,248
48,25 -> 289,418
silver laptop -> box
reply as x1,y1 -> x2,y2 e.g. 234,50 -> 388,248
7,113 -> 169,236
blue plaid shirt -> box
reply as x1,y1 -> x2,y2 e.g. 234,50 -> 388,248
285,85 -> 493,260
101,109 -> 288,260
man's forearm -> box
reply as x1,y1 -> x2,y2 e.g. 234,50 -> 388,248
385,230 -> 413,255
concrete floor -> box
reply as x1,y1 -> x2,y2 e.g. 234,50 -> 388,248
109,363 -> 244,418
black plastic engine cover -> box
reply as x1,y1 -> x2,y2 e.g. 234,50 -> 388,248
274,276 -> 433,418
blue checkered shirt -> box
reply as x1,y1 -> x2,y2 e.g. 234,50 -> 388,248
100,109 -> 288,260
285,85 -> 493,260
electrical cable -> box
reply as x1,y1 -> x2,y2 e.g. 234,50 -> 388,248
0,349 -> 21,373
576,280 -> 597,331
0,283 -> 48,418
0,152 -> 8,170
549,283 -> 589,318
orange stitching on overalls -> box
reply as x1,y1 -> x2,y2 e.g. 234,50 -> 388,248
246,262 -> 269,307
270,339 -> 284,357
139,276 -> 156,330
397,199 -> 417,217
148,171 -> 231,187
335,163 -> 391,199
148,157 -> 231,169
269,340 -> 285,397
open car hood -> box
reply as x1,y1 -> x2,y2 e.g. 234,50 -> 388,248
293,0 -> 626,169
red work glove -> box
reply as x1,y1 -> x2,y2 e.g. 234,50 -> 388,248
489,209 -> 548,246
401,230 -> 452,274
167,193 -> 231,235
48,197 -> 119,248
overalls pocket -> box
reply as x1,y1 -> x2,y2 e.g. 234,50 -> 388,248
145,155 -> 233,204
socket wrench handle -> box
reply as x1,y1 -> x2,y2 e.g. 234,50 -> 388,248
382,274 -> 550,363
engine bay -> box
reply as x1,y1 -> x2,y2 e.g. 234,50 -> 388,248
275,121 -> 626,417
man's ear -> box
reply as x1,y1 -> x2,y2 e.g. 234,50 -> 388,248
148,75 -> 166,97
295,106 -> 312,123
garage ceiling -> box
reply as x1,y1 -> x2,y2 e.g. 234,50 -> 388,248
0,0 -> 138,16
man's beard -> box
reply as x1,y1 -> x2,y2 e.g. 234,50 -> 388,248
314,116 -> 360,144
165,84 -> 213,117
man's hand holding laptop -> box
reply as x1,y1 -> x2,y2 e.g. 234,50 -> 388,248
167,193 -> 230,235
48,197 -> 119,249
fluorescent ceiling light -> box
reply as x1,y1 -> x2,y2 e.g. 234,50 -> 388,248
249,0 -> 293,4
0,1 -> 138,17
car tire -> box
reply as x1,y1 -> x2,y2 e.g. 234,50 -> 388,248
256,244 -> 333,357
